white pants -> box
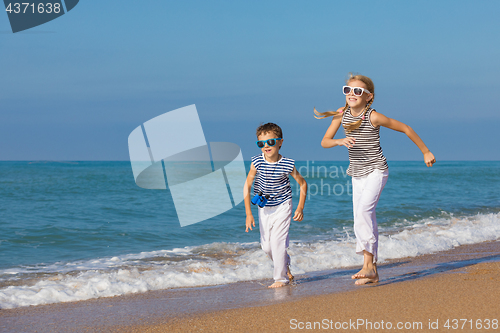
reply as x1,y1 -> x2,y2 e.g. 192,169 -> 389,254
352,169 -> 389,262
258,199 -> 292,283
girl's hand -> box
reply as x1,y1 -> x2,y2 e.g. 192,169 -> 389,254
338,137 -> 356,148
245,215 -> 255,232
293,208 -> 304,222
424,151 -> 436,167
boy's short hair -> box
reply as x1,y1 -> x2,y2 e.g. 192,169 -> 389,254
256,123 -> 283,138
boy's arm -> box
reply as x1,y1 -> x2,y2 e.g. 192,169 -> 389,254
244,164 -> 257,232
290,166 -> 307,221
371,111 -> 436,167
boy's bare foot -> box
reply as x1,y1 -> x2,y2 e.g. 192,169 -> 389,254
286,265 -> 294,282
268,281 -> 287,288
354,273 -> 379,285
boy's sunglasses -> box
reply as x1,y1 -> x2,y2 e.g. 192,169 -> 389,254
256,138 -> 282,148
343,86 -> 371,96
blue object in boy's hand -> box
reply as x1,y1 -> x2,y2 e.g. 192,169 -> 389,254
251,191 -> 270,208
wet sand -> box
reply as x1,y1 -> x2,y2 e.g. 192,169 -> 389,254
1,241 -> 499,333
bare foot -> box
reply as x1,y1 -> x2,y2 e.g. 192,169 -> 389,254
351,267 -> 377,280
286,265 -> 294,282
354,273 -> 379,285
268,281 -> 287,288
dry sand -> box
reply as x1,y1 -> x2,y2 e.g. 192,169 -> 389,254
127,261 -> 500,333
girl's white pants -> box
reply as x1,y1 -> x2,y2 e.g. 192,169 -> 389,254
258,199 -> 292,283
352,169 -> 389,262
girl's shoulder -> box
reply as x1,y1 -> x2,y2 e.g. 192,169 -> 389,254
368,108 -> 382,128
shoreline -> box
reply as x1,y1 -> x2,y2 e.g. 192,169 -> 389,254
1,240 -> 499,332
153,260 -> 499,333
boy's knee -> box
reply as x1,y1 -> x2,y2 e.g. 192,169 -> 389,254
261,243 -> 272,255
355,204 -> 375,216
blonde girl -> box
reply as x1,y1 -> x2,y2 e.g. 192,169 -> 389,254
315,74 -> 435,285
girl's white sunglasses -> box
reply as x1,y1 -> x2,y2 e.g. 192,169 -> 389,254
343,86 -> 371,96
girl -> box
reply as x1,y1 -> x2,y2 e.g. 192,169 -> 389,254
315,74 -> 435,285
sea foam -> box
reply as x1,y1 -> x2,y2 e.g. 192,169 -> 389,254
0,212 -> 498,309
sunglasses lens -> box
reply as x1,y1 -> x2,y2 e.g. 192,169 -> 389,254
257,141 -> 265,148
353,88 -> 363,96
267,139 -> 276,146
343,86 -> 351,95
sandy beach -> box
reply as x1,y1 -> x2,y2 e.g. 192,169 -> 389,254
151,261 -> 500,333
1,240 -> 499,333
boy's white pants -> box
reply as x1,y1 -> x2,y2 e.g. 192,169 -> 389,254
258,199 -> 292,283
352,169 -> 389,262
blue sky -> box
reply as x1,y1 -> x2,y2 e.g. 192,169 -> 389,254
1,1 -> 499,161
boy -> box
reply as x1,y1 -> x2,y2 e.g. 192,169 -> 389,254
244,123 -> 307,288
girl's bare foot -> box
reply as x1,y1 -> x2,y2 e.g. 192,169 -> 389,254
268,281 -> 287,288
351,267 -> 377,280
354,272 -> 379,285
352,262 -> 378,285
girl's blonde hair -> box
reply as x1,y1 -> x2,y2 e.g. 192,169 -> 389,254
314,73 -> 375,133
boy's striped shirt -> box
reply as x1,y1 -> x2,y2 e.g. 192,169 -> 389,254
251,153 -> 294,207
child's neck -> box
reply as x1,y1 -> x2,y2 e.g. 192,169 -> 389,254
264,153 -> 281,163
350,106 -> 365,117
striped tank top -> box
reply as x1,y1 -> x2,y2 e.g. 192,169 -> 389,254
341,107 -> 388,178
251,153 -> 294,207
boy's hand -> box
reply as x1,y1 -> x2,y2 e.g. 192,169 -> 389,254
245,215 -> 255,232
293,209 -> 304,222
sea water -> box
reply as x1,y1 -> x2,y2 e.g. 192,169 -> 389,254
0,161 -> 499,308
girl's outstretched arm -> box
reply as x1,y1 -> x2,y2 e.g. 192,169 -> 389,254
371,111 -> 436,167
